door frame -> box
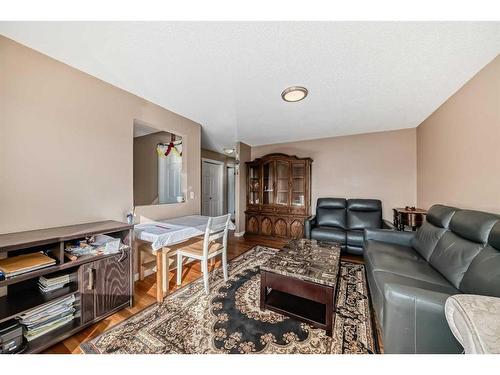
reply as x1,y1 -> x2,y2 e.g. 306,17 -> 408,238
201,158 -> 224,216
227,165 -> 236,219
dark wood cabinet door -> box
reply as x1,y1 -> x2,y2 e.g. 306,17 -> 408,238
94,251 -> 131,319
260,217 -> 273,236
274,218 -> 288,237
246,215 -> 259,234
290,219 -> 305,239
80,262 -> 95,325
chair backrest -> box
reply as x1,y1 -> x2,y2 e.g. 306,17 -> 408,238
346,199 -> 382,230
316,198 -> 347,228
203,214 -> 231,257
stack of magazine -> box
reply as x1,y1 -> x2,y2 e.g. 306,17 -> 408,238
18,294 -> 76,342
38,273 -> 76,293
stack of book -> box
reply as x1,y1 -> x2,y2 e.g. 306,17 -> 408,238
0,252 -> 56,279
18,294 -> 76,342
38,273 -> 76,293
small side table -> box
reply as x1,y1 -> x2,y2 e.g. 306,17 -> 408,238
445,294 -> 500,354
393,207 -> 427,231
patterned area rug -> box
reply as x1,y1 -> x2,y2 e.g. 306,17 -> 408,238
80,246 -> 376,354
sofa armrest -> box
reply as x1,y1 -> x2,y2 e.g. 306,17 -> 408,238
304,215 -> 316,239
364,228 -> 415,247
383,284 -> 462,353
382,219 -> 394,229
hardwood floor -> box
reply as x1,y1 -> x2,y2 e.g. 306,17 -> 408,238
43,234 -> 363,354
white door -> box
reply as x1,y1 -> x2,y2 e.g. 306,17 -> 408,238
202,160 -> 223,216
227,166 -> 235,220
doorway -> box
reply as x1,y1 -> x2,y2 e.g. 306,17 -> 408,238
202,159 -> 224,216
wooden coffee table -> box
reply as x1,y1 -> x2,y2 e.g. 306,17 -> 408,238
259,239 -> 341,336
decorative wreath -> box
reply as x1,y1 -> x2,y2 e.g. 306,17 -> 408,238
157,142 -> 182,158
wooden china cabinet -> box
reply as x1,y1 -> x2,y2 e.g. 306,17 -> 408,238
245,153 -> 312,239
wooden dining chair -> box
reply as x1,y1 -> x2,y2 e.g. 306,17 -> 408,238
176,214 -> 231,294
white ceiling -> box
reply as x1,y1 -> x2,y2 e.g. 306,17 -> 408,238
1,22 -> 499,151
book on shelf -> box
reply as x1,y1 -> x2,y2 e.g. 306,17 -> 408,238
0,252 -> 56,279
38,272 -> 77,293
18,294 -> 76,342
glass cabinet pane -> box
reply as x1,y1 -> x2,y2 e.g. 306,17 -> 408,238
291,163 -> 305,206
262,161 -> 274,205
276,161 -> 289,205
248,165 -> 260,204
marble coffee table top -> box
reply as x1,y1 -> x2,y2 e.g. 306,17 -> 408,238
260,239 -> 341,287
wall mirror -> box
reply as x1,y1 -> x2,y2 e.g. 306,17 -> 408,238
133,121 -> 184,206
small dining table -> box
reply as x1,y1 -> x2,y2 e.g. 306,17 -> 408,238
134,215 -> 235,303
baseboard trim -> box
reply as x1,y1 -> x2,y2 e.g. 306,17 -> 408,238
234,231 -> 245,237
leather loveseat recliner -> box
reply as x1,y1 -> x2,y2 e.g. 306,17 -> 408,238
364,204 -> 500,353
304,198 -> 391,255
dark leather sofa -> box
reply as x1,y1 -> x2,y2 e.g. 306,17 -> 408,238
364,204 -> 500,353
304,198 -> 391,255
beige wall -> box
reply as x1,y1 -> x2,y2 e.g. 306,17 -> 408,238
251,129 -> 417,221
201,149 -> 235,214
417,55 -> 500,214
235,142 -> 251,233
0,35 -> 201,234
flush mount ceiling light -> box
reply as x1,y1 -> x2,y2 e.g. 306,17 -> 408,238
281,86 -> 308,102
223,148 -> 235,155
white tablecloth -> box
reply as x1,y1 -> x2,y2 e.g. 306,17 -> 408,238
134,215 -> 235,251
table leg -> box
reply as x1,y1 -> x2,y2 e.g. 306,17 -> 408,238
325,286 -> 334,337
260,271 -> 267,311
156,251 -> 164,303
162,251 -> 168,295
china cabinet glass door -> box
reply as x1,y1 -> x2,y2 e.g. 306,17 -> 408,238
248,164 -> 260,205
276,161 -> 290,206
262,161 -> 275,205
291,163 -> 306,206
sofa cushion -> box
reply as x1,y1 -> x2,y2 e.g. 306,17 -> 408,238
426,204 -> 458,228
316,198 -> 346,228
411,221 -> 447,261
367,252 -> 452,288
449,210 -> 498,244
346,229 -> 364,247
429,211 -> 498,289
364,239 -> 420,262
347,199 -> 382,230
460,222 -> 500,297
310,226 -> 346,244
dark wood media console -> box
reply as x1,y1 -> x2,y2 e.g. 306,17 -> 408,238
0,221 -> 133,353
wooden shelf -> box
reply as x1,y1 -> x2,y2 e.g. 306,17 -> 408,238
0,220 -> 133,355
0,220 -> 132,253
0,282 -> 78,324
23,318 -> 81,354
265,289 -> 326,325
0,248 -> 130,288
